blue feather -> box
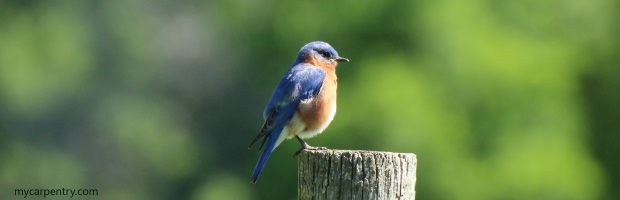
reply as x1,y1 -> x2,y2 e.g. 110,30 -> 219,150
251,121 -> 286,183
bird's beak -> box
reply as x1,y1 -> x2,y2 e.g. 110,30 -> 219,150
335,57 -> 349,62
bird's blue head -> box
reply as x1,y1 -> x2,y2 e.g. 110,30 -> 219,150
296,41 -> 349,67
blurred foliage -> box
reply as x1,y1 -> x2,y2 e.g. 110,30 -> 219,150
0,0 -> 618,200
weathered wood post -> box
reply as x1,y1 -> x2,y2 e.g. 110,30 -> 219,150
298,149 -> 417,200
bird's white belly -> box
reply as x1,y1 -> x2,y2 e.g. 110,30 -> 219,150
271,102 -> 336,149
284,100 -> 336,139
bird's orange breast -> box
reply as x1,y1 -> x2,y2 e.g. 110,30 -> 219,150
297,69 -> 337,132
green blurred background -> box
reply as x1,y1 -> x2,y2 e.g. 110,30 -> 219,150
1,0 -> 618,199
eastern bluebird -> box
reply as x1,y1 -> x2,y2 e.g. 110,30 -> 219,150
248,41 -> 349,183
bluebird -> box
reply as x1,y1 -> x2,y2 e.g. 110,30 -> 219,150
248,41 -> 349,183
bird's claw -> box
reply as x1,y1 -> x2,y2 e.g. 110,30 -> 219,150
293,146 -> 328,157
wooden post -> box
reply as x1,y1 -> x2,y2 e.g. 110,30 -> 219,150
297,149 -> 417,200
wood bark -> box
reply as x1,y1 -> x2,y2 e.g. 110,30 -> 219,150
297,149 -> 417,200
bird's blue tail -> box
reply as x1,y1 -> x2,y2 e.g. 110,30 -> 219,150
251,125 -> 284,183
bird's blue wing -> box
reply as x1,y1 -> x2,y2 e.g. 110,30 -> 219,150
262,64 -> 326,120
249,64 -> 326,183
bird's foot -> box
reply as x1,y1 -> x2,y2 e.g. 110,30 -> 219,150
293,145 -> 328,157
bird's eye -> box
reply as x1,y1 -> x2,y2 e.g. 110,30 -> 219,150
317,50 -> 331,58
